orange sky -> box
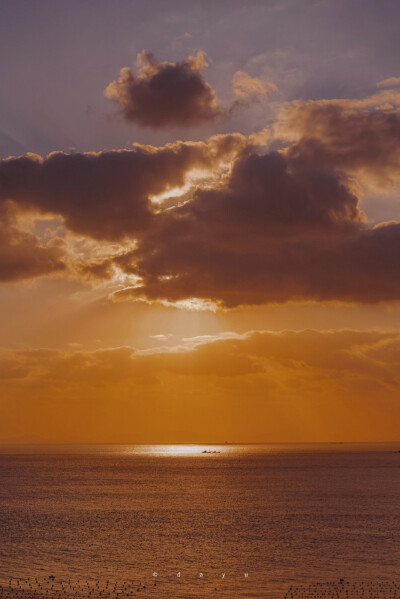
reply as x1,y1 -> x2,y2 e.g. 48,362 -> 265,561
1,329 -> 400,443
1,2 -> 400,444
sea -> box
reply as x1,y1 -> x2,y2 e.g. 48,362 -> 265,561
0,443 -> 399,598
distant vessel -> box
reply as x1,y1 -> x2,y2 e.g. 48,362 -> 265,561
202,450 -> 220,454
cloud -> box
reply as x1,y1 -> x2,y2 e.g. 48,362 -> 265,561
114,149 -> 400,307
0,133 -> 247,241
1,91 -> 400,306
1,328 -> 399,384
278,91 -> 400,187
104,50 -> 221,129
1,329 -> 399,442
232,70 -> 277,99
0,330 -> 400,402
0,204 -> 66,282
377,77 -> 400,88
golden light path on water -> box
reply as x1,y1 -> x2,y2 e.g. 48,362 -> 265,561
129,444 -> 227,456
111,443 -> 397,458
100,443 -> 399,458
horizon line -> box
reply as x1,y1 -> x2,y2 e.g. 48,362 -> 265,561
1,440 -> 400,446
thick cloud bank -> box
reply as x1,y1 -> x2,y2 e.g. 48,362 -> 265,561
118,150 -> 400,306
1,92 -> 400,305
0,134 -> 245,240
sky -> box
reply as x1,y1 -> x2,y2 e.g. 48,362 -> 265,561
0,0 -> 400,443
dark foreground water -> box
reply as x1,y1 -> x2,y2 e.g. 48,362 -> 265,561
0,443 -> 399,598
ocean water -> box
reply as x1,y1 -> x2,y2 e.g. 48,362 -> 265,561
0,443 -> 399,598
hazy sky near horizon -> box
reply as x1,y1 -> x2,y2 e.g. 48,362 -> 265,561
1,0 -> 400,443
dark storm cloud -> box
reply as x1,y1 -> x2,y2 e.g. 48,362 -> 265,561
0,134 -> 246,240
105,51 -> 221,129
112,150 -> 400,307
116,222 -> 400,307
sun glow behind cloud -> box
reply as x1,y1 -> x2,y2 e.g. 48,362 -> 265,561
149,164 -> 232,207
159,298 -> 219,312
